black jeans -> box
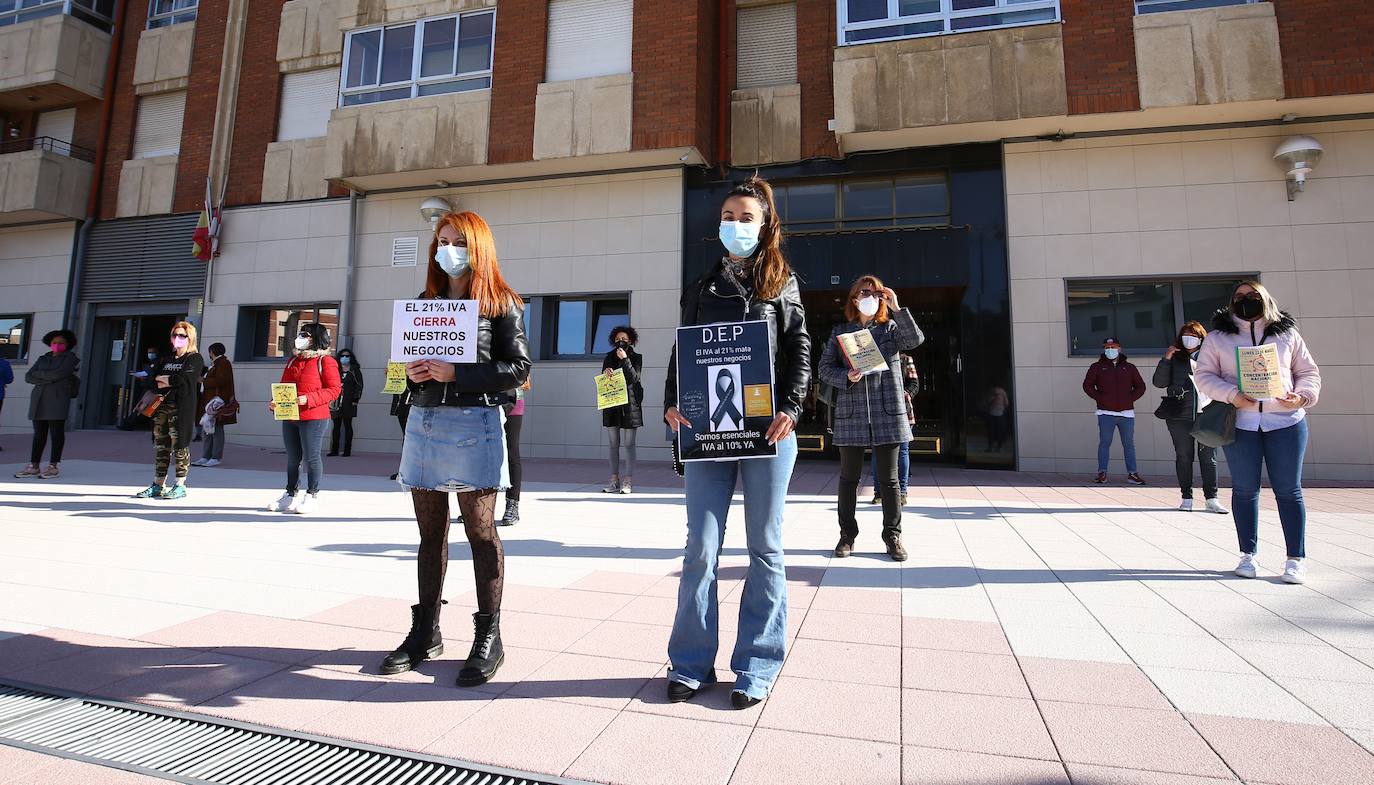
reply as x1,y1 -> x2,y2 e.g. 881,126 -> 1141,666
31,419 -> 65,464
329,416 -> 354,455
505,413 -> 523,500
837,444 -> 902,540
1166,418 -> 1217,500
283,419 -> 328,495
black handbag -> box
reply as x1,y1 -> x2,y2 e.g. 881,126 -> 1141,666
1191,401 -> 1237,449
1154,395 -> 1185,420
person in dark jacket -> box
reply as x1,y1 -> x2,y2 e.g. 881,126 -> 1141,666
821,275 -> 925,562
0,355 -> 12,452
193,343 -> 236,467
133,322 -> 205,499
389,392 -> 411,481
1083,336 -> 1147,485
267,323 -> 342,515
14,329 -> 79,479
663,175 -> 810,709
328,348 -> 364,457
1153,321 -> 1227,514
379,210 -> 531,689
601,325 -> 644,493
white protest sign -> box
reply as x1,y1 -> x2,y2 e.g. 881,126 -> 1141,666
390,299 -> 478,363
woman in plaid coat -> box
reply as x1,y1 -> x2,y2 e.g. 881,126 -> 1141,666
819,275 -> 924,561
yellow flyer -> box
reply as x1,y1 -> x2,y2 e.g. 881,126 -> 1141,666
596,369 -> 629,410
1236,344 -> 1284,400
836,329 -> 888,376
272,383 -> 300,421
382,362 -> 407,394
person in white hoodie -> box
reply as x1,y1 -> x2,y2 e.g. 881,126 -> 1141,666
1195,280 -> 1322,585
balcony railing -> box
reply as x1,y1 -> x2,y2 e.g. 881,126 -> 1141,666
838,0 -> 1060,45
0,135 -> 96,162
0,0 -> 114,33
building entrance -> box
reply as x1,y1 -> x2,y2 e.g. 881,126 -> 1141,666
85,312 -> 183,429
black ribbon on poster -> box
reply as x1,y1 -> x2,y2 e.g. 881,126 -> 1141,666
710,369 -> 742,430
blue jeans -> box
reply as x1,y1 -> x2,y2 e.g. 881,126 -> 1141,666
1223,418 -> 1308,559
282,419 -> 329,495
669,435 -> 797,699
868,441 -> 910,494
1097,414 -> 1137,473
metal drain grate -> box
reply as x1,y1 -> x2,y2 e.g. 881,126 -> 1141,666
0,681 -> 590,785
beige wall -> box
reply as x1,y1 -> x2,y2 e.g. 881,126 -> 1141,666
262,139 -> 329,202
116,156 -> 179,217
0,150 -> 93,223
730,84 -> 801,167
0,15 -> 111,102
336,0 -> 490,29
1006,119 -> 1374,482
1135,2 -> 1283,110
0,223 -> 77,435
324,90 -> 491,183
133,23 -> 196,95
533,74 -> 634,161
203,169 -> 683,461
277,0 -> 343,73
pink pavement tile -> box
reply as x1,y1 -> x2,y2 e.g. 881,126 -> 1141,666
609,594 -> 680,626
566,619 -> 671,664
902,746 -> 1070,785
140,611 -> 388,665
759,676 -> 902,744
643,574 -> 684,598
903,689 -> 1058,760
781,638 -> 901,687
9,641 -> 203,694
626,667 -> 763,726
1019,657 -> 1172,710
0,629 -> 154,678
533,588 -> 637,620
1064,763 -> 1239,784
297,680 -> 491,752
796,607 -> 902,647
193,665 -> 384,730
903,648 -> 1029,698
0,745 -> 67,784
505,650 -> 661,710
810,586 -> 904,615
423,697 -> 617,777
1038,702 -> 1231,779
1188,712 -> 1374,785
567,570 -> 665,595
299,627 -> 422,677
565,710 -> 752,785
902,617 -> 1013,655
729,728 -> 901,785
8,758 -> 172,785
99,651 -> 287,707
302,596 -> 428,634
466,609 -> 600,652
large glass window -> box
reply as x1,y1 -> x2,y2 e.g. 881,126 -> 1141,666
551,296 -> 629,358
1136,0 -> 1256,14
340,10 -> 495,107
0,0 -> 114,32
775,174 -> 950,231
244,304 -> 339,360
1066,277 -> 1247,356
147,0 -> 196,29
0,314 -> 32,361
839,0 -> 1060,45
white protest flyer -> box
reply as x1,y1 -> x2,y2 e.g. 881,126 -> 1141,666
390,300 -> 479,363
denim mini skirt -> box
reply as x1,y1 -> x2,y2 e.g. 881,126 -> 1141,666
398,405 -> 508,492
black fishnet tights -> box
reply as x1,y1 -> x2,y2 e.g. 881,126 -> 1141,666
412,488 -> 504,612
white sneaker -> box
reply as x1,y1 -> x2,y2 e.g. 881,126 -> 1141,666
1281,559 -> 1306,585
293,493 -> 318,515
190,458 -> 208,467
1205,498 -> 1229,515
203,459 -> 220,467
1178,499 -> 1194,511
1235,553 -> 1258,579
267,492 -> 300,512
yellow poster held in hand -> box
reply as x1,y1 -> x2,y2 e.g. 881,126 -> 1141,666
596,369 -> 629,410
382,362 -> 408,394
1236,344 -> 1285,400
272,383 -> 300,421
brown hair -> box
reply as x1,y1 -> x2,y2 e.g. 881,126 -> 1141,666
170,320 -> 198,353
843,275 -> 890,324
1174,320 -> 1206,350
424,211 -> 521,319
723,175 -> 791,300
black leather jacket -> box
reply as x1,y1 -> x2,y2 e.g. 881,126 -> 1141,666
665,260 -> 811,423
407,298 -> 532,408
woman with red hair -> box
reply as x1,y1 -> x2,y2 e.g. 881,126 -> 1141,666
380,211 -> 532,687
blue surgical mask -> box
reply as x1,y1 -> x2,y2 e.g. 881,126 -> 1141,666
340,356 -> 351,366
1104,348 -> 1120,360
435,245 -> 469,278
146,353 -> 156,361
719,221 -> 760,257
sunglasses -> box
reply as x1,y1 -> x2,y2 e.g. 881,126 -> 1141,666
856,289 -> 879,298
172,333 -> 190,339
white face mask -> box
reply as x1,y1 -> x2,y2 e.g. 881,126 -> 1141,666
857,296 -> 880,317
435,244 -> 469,278
1181,335 -> 1202,351
294,336 -> 311,350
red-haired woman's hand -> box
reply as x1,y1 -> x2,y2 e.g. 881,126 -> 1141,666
424,360 -> 456,384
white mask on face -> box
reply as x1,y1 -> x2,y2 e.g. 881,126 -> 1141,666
435,244 -> 469,278
294,336 -> 311,350
857,297 -> 880,317
1181,335 -> 1202,351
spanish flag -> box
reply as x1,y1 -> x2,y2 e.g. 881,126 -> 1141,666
192,177 -> 221,261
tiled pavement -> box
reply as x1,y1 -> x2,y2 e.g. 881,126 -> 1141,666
2,436 -> 1374,785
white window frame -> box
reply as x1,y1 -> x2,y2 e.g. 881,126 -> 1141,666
146,0 -> 196,29
837,0 -> 1060,46
0,0 -> 114,32
1135,0 -> 1257,14
338,9 -> 496,108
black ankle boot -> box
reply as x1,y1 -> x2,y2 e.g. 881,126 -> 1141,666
380,602 -> 443,675
457,611 -> 504,687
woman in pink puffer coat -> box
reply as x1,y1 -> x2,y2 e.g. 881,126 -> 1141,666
1195,280 -> 1322,585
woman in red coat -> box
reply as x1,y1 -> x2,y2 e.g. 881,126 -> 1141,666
267,322 -> 341,515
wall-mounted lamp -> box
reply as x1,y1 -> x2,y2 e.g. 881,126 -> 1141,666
1273,135 -> 1323,201
419,196 -> 453,227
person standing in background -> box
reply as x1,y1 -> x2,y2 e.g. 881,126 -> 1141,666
328,348 -> 364,457
193,343 -> 236,467
121,347 -> 160,430
498,374 -> 530,526
1153,322 -> 1226,514
0,355 -> 12,451
601,325 -> 644,494
389,392 -> 411,482
1082,337 -> 1146,485
14,330 -> 79,479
